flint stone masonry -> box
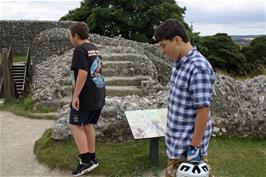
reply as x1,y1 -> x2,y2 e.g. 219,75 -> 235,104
88,34 -> 172,86
211,74 -> 266,137
31,28 -> 72,67
52,94 -> 168,140
0,20 -> 75,55
53,74 -> 266,140
32,37 -> 161,107
30,27 -> 172,86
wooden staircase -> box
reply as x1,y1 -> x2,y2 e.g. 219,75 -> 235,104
11,63 -> 27,96
0,47 -> 30,98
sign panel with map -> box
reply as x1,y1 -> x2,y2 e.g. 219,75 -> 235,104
125,108 -> 167,139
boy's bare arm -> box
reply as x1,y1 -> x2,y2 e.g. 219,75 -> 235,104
72,69 -> 88,110
191,106 -> 210,147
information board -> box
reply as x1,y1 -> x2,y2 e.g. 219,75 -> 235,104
125,108 -> 167,139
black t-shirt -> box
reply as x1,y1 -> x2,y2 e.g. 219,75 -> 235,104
71,42 -> 106,111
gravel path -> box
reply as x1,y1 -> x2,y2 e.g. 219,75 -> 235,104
0,111 -> 163,177
0,111 -> 86,177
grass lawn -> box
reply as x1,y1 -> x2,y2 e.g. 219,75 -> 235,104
34,129 -> 266,177
0,97 -> 57,119
13,54 -> 27,63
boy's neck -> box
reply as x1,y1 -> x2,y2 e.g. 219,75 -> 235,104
76,39 -> 90,46
179,42 -> 193,60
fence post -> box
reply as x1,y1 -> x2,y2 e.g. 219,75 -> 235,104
1,48 -> 15,101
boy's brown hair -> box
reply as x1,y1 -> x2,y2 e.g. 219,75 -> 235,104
154,18 -> 189,43
69,22 -> 89,40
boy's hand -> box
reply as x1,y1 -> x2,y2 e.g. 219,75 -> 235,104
72,97 -> 80,110
187,145 -> 201,164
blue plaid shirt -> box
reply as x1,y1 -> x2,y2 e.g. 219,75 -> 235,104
166,47 -> 215,159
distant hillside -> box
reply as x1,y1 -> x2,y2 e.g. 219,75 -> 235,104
230,35 -> 265,41
230,35 -> 265,46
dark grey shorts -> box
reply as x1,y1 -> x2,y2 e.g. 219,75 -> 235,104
69,107 -> 102,125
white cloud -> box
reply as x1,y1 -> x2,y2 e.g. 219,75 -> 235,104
0,0 -> 265,35
193,22 -> 266,36
178,0 -> 266,35
0,0 -> 81,20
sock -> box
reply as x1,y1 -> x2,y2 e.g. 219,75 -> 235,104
79,152 -> 91,164
89,152 -> 96,160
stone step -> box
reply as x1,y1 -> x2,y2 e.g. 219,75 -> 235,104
59,96 -> 71,105
60,85 -> 144,97
106,86 -> 144,96
103,61 -> 134,70
105,76 -> 151,86
103,68 -> 135,77
61,76 -> 151,87
102,53 -> 145,61
39,98 -> 70,110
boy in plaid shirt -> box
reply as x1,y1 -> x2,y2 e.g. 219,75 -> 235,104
154,19 -> 215,177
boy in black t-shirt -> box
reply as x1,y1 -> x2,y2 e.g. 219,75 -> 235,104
68,22 -> 106,176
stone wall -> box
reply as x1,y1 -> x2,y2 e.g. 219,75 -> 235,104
53,74 -> 266,140
0,20 -> 75,55
30,28 -> 172,87
211,74 -> 266,137
89,34 -> 172,86
31,28 -> 72,67
32,43 -> 160,107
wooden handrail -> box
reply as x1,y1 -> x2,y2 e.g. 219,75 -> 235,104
7,47 -> 13,66
26,47 -> 31,67
1,48 -> 16,101
1,46 -> 30,99
7,47 -> 19,98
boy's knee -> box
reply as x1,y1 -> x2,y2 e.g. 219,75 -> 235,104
84,124 -> 94,128
69,124 -> 82,130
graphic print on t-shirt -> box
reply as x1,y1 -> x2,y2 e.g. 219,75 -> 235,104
88,50 -> 105,88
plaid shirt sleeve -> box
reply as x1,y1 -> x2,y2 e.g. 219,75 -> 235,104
189,67 -> 214,108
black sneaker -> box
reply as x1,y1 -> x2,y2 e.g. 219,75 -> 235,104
78,156 -> 99,166
91,158 -> 99,166
72,160 -> 98,176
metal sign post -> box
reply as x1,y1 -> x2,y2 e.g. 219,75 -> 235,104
125,108 -> 167,164
149,137 -> 159,163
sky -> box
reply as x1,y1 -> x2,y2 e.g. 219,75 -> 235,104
0,0 -> 265,36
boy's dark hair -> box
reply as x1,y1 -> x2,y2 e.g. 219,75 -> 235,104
154,19 -> 189,43
69,22 -> 89,40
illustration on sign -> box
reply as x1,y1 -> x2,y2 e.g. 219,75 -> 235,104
125,108 -> 167,139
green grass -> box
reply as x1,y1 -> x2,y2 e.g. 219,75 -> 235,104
34,129 -> 266,177
208,137 -> 266,177
34,129 -> 167,177
0,97 -> 57,119
13,54 -> 27,63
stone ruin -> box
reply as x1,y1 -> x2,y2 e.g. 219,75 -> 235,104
28,27 -> 265,141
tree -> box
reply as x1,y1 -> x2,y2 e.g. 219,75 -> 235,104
242,36 -> 266,65
197,33 -> 248,75
60,0 -> 194,43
